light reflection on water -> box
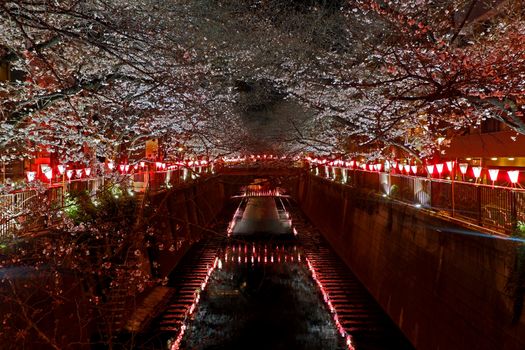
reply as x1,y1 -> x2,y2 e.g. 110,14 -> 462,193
178,241 -> 347,350
222,243 -> 302,267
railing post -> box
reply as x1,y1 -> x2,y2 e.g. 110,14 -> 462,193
451,172 -> 455,217
477,185 -> 482,226
511,190 -> 517,233
427,178 -> 432,209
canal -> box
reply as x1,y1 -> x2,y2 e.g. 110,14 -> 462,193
138,192 -> 413,350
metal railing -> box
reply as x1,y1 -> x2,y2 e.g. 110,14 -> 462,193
316,166 -> 525,235
0,166 -> 212,239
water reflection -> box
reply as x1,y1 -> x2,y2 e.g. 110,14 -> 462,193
179,241 -> 347,350
222,243 -> 301,266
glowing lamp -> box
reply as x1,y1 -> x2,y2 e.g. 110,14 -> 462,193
107,161 -> 114,170
161,163 -> 166,170
426,164 -> 434,175
446,161 -> 454,172
57,164 -> 66,175
40,164 -> 50,173
375,163 -> 383,172
459,163 -> 468,175
75,169 -> 83,178
125,164 -> 130,172
43,168 -> 53,181
66,170 -> 73,180
404,164 -> 410,173
26,171 -> 36,182
140,161 -> 145,168
436,163 -> 444,175
488,169 -> 499,182
508,170 -> 520,184
133,164 -> 138,170
398,163 -> 403,172
84,168 -> 91,176
472,166 -> 482,179
119,164 -> 125,172
411,165 -> 418,174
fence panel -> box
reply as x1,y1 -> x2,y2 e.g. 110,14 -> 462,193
0,189 -> 39,238
0,193 -> 16,238
514,191 -> 525,232
430,181 -> 452,213
398,176 -> 415,203
68,180 -> 88,193
414,177 -> 432,207
389,174 -> 402,200
87,177 -> 105,193
47,186 -> 63,208
480,186 -> 513,232
452,182 -> 480,222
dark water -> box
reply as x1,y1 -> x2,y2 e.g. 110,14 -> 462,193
180,243 -> 346,350
137,198 -> 413,350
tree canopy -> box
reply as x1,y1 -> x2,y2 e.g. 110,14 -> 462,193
1,0 -> 523,161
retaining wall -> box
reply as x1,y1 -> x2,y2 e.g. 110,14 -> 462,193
148,176 -> 226,276
298,174 -> 525,350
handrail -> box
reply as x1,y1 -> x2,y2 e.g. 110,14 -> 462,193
0,166 -> 213,239
310,166 -> 525,236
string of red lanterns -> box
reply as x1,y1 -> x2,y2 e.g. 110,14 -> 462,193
306,158 -> 521,186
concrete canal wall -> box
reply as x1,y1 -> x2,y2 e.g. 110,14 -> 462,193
297,174 -> 525,350
148,176 -> 226,276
